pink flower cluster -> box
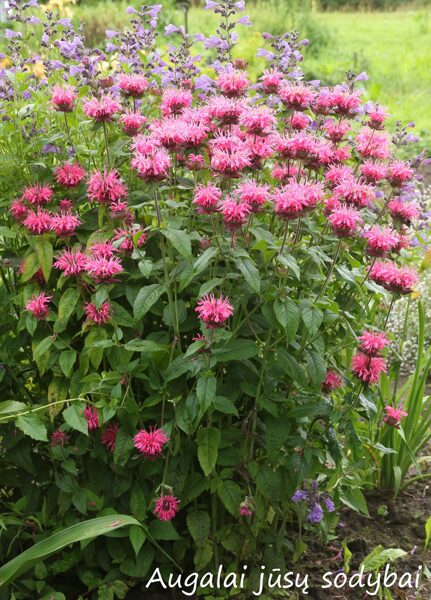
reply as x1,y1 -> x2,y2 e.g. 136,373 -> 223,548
352,330 -> 389,385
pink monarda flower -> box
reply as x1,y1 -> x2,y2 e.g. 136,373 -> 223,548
325,165 -> 354,188
361,161 -> 387,183
84,406 -> 99,430
195,293 -> 234,328
358,330 -> 390,356
211,147 -> 251,177
272,163 -> 300,182
216,69 -> 249,97
51,212 -> 82,237
54,248 -> 87,277
10,198 -> 28,221
83,93 -> 121,121
51,85 -> 77,112
356,128 -> 390,160
273,181 -> 324,221
109,199 -> 132,222
383,406 -> 408,429
59,199 -> 73,211
219,197 -> 251,230
207,96 -> 244,125
327,85 -> 362,116
113,227 -> 147,253
328,205 -> 363,237
322,118 -> 350,142
236,180 -> 270,212
239,501 -> 254,517
333,178 -> 374,209
23,209 -> 53,235
55,163 -> 86,187
161,88 -> 193,116
84,301 -> 111,326
363,226 -> 399,257
118,73 -> 148,98
25,291 -> 52,320
388,199 -> 420,225
132,145 -> 171,181
322,370 -> 342,393
291,111 -> 311,130
21,184 -> 54,205
370,261 -> 419,295
260,68 -> 284,94
186,154 -> 205,170
89,241 -> 115,259
365,103 -> 389,129
85,255 -> 123,282
278,81 -> 315,110
193,183 -> 222,214
87,170 -> 127,205
239,106 -> 275,136
134,427 -> 169,458
387,161 -> 414,186
119,111 -> 147,136
154,495 -> 180,521
351,353 -> 387,385
51,430 -> 69,447
101,421 -> 119,452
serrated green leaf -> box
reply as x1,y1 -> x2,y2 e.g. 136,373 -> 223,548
162,229 -> 192,259
197,427 -> 220,476
16,415 -> 48,441
133,284 -> 166,320
63,404 -> 88,435
55,288 -> 81,333
236,259 -> 260,293
187,511 -> 210,544
34,237 -> 53,282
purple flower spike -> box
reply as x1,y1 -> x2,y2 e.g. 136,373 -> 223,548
308,502 -> 324,524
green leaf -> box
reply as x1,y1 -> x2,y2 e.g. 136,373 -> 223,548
34,237 -> 53,282
129,525 -> 146,556
306,350 -> 326,386
0,515 -> 142,586
20,253 -> 40,282
59,350 -> 77,378
425,516 -> 431,550
187,511 -> 210,544
33,336 -> 53,361
213,339 -> 258,362
124,339 -> 167,353
114,427 -> 134,466
213,396 -> 238,416
63,404 -> 88,435
197,427 -> 221,477
274,298 -> 300,341
16,415 -> 48,442
302,305 -> 323,334
133,284 -> 166,320
55,288 -> 81,333
196,376 -> 216,411
236,259 -> 260,293
162,229 -> 192,259
217,480 -> 242,517
148,520 -> 181,541
194,541 -> 213,571
256,465 -> 281,499
339,488 -> 370,517
0,401 -> 27,416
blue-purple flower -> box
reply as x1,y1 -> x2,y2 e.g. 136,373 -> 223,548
291,481 -> 335,524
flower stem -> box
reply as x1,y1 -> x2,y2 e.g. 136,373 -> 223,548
316,238 -> 342,302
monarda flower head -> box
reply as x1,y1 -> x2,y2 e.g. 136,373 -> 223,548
216,69 -> 249,98
370,261 -> 419,295
236,180 -> 270,212
54,248 -> 87,277
239,498 -> 254,517
351,352 -> 387,385
360,161 -> 387,183
131,146 -> 171,181
355,127 -> 390,160
260,68 -> 284,94
87,170 -> 127,205
161,88 -> 193,116
119,112 -> 147,136
363,226 -> 399,257
83,406 -> 99,430
195,293 -> 234,328
278,81 -> 315,110
365,103 -> 389,129
23,209 -> 53,235
84,301 -> 111,326
383,406 -> 408,429
322,370 -> 342,393
387,161 -> 414,187
51,85 -> 77,112
10,199 -> 28,221
83,93 -> 121,122
273,180 -> 324,221
51,212 -> 82,237
51,430 -> 69,447
388,199 -> 420,225
358,330 -> 390,356
101,421 -> 119,452
134,426 -> 169,458
207,96 -> 244,125
333,178 -> 374,209
21,184 -> 54,206
118,73 -> 148,98
85,255 -> 123,282
219,197 -> 251,230
25,291 -> 52,320
154,494 -> 180,521
291,111 -> 311,130
113,227 -> 147,253
55,163 -> 86,187
193,183 -> 222,214
328,205 -> 363,237
239,105 -> 275,136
